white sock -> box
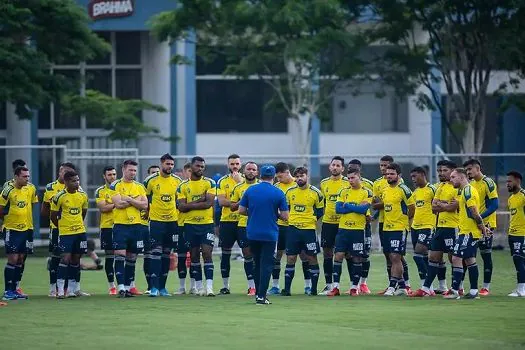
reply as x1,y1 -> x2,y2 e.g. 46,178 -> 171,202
459,281 -> 464,290
333,282 -> 339,288
190,278 -> 196,289
420,279 -> 426,288
109,282 -> 115,289
196,280 -> 203,290
222,277 -> 230,289
206,279 -> 213,289
405,279 -> 411,287
470,288 -> 478,296
130,280 -> 136,288
359,277 -> 367,285
118,284 -> 125,292
518,283 -> 525,293
179,278 -> 186,289
422,286 -> 431,293
438,279 -> 447,290
351,284 -> 358,290
16,281 -> 20,289
68,280 -> 76,292
125,285 -> 130,291
50,283 -> 56,292
483,282 -> 490,290
272,279 -> 279,288
57,280 -> 65,295
248,279 -> 255,289
75,282 -> 80,292
305,279 -> 312,288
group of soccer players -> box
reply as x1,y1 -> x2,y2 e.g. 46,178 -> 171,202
2,152 -> 525,304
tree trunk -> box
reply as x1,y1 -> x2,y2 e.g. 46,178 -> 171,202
288,113 -> 311,167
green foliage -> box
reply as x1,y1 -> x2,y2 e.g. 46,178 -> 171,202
61,90 -> 167,142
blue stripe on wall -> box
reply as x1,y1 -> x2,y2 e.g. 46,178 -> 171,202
170,42 -> 178,155
310,116 -> 320,178
185,35 -> 196,155
430,67 -> 442,151
31,110 -> 40,238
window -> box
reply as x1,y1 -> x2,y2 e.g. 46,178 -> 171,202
54,70 -> 81,129
197,79 -> 287,132
116,69 -> 142,99
0,103 -> 5,130
116,32 -> 141,65
37,138 -> 55,187
87,31 -> 111,65
0,138 -> 5,180
85,69 -> 112,128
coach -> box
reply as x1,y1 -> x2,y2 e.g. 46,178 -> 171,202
239,165 -> 289,305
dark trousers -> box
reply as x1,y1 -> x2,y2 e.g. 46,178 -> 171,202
250,240 -> 276,299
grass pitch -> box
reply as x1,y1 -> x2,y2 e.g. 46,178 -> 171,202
0,252 -> 524,350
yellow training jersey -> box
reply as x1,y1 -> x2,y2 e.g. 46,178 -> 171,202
457,184 -> 481,238
361,177 -> 374,193
412,183 -> 437,230
470,176 -> 498,228
110,179 -> 147,225
275,180 -> 297,226
217,175 -> 241,222
508,189 -> 525,236
337,186 -> 373,230
95,184 -> 114,229
434,182 -> 460,228
373,177 -> 404,222
51,190 -> 88,235
231,180 -> 260,228
44,180 -> 66,229
177,177 -> 216,225
177,182 -> 186,227
144,172 -> 182,222
286,185 -> 324,230
382,183 -> 414,232
320,176 -> 348,224
0,183 -> 38,231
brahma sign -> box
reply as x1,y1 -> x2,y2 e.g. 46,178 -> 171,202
88,0 -> 134,20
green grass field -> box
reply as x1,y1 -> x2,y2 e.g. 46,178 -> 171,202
0,252 -> 524,350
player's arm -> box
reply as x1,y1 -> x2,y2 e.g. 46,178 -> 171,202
480,179 -> 499,219
230,188 -> 240,212
126,195 -> 148,211
111,193 -> 131,209
371,197 -> 383,210
50,197 -> 60,228
238,189 -> 248,216
315,191 -> 324,220
278,191 -> 289,221
41,190 -> 52,217
217,181 -> 232,207
465,189 -> 488,236
82,194 -> 89,220
96,190 -> 114,213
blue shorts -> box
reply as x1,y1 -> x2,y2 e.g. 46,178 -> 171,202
142,224 -> 151,252
113,224 -> 145,253
411,228 -> 433,250
378,223 -> 388,248
184,223 -> 215,248
382,230 -> 407,254
364,223 -> 372,255
58,233 -> 88,254
286,226 -> 319,256
218,221 -> 239,248
100,228 -> 113,251
508,235 -> 525,257
478,230 -> 493,253
453,233 -> 478,259
49,228 -> 59,254
430,227 -> 456,253
321,223 -> 339,249
176,225 -> 189,254
277,225 -> 288,251
335,228 -> 366,257
150,220 -> 178,249
4,228 -> 33,254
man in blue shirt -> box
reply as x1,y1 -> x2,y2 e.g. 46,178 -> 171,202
239,165 -> 289,305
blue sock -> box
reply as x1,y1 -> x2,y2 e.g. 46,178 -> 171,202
70,263 -> 80,283
389,277 -> 398,289
204,262 -> 214,281
160,252 -> 171,289
346,258 -> 353,281
190,263 -> 202,283
284,264 -> 295,292
57,263 -> 68,284
105,255 -> 115,283
387,264 -> 392,280
149,249 -> 162,289
361,257 -> 370,279
402,258 -> 409,282
481,252 -> 493,284
272,259 -> 281,280
513,255 -> 525,283
220,251 -> 231,278
4,263 -> 16,292
302,261 -> 310,281
309,264 -> 320,294
351,262 -> 362,287
49,256 -> 60,284
333,261 -> 342,284
143,253 -> 151,290
452,266 -> 463,291
323,257 -> 333,284
177,256 -> 187,279
413,253 -> 428,281
423,260 -> 439,288
13,264 -> 22,288
467,263 -> 479,291
124,258 -> 136,287
244,256 -> 254,282
114,255 -> 125,286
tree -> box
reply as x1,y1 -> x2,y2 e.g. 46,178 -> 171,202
151,0 -> 371,163
0,0 -> 165,141
369,0 -> 525,154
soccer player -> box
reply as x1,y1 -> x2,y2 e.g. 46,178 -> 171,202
327,168 -> 372,296
409,167 -> 436,288
347,159 -> 374,294
413,160 -> 458,297
177,156 -> 217,296
50,171 -> 89,298
142,164 -> 160,295
506,171 -> 525,297
143,154 -> 182,297
281,166 -> 324,296
42,162 -> 76,297
110,160 -> 149,298
0,166 -> 38,301
2,159 -> 26,190
95,166 -> 117,295
444,167 -> 487,299
319,156 -> 347,295
216,154 -> 243,294
372,156 -> 411,293
230,162 -> 260,295
377,163 -> 415,296
463,159 -> 498,296
147,165 -> 160,175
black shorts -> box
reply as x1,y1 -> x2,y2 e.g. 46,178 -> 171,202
320,223 -> 339,249
184,223 -> 215,248
58,233 -> 88,254
286,226 -> 318,256
453,233 -> 478,259
113,224 -> 145,253
3,228 -> 33,254
508,235 -> 525,257
363,223 -> 372,257
430,227 -> 456,253
378,223 -> 388,248
277,225 -> 288,251
477,233 -> 493,253
176,224 -> 190,254
382,230 -> 407,255
335,228 -> 366,257
49,228 -> 59,255
100,228 -> 113,251
150,220 -> 179,249
411,228 -> 433,250
218,221 -> 239,249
